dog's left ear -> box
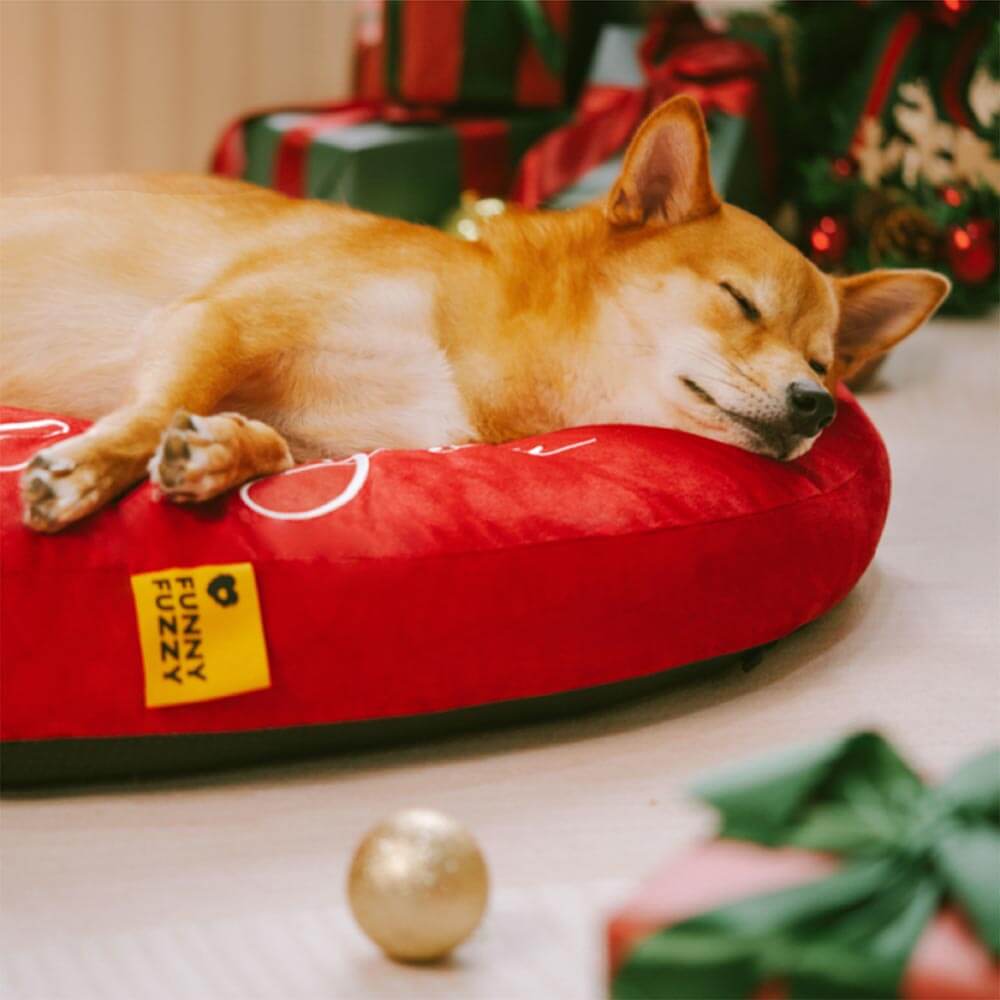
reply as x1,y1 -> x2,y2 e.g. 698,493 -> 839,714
833,269 -> 950,380
607,95 -> 720,228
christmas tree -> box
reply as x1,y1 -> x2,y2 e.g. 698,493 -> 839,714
778,0 -> 998,315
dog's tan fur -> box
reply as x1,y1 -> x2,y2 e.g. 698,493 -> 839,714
1,97 -> 949,532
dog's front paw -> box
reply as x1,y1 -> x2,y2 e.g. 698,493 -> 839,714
149,411 -> 244,503
21,448 -> 102,533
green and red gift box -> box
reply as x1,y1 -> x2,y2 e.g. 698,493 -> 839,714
379,0 -> 569,110
607,732 -> 1000,999
211,0 -> 602,223
355,0 -> 636,111
212,102 -> 566,225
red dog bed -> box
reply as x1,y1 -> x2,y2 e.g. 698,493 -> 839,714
0,388 -> 889,784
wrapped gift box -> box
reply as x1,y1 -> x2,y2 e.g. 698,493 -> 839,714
513,15 -> 786,219
218,106 -> 567,225
380,0 -> 569,109
607,733 -> 1000,1000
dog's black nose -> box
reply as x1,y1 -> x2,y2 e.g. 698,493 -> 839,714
786,381 -> 835,437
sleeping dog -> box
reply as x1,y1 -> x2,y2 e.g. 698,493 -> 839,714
1,96 -> 949,533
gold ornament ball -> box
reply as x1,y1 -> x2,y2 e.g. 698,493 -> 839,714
442,190 -> 508,242
347,808 -> 489,962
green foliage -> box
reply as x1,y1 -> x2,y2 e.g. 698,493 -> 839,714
775,0 -> 999,316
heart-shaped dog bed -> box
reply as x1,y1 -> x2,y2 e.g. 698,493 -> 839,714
0,387 -> 889,784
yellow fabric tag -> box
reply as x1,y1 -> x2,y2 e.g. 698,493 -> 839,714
130,563 -> 271,708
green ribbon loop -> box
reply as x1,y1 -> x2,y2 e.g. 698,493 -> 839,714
613,732 -> 1000,999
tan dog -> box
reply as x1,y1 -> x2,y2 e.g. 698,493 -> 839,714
1,97 -> 948,533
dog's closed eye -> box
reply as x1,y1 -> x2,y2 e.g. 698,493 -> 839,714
809,360 -> 828,376
719,282 -> 761,322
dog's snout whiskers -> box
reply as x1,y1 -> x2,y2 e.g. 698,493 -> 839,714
685,348 -> 765,397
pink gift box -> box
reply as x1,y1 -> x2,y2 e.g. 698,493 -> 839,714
608,840 -> 1000,999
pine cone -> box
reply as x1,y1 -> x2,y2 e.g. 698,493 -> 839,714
869,205 -> 941,263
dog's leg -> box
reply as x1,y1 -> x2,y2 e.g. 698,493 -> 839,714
20,301 -> 278,532
149,410 -> 292,503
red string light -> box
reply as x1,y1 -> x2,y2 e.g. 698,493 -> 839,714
832,156 -> 856,179
809,216 -> 848,266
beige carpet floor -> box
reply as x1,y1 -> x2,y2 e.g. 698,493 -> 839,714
2,315 -> 997,999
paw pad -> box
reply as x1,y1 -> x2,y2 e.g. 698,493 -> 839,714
161,432 -> 191,463
149,415 -> 235,503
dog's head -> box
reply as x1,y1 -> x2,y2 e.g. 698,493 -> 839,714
601,96 -> 950,459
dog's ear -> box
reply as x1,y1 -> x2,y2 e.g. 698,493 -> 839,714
606,95 -> 720,228
833,269 -> 950,380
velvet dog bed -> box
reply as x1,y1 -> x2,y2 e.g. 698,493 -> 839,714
0,387 -> 889,785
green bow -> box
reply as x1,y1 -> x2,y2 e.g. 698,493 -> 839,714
613,732 -> 1000,1000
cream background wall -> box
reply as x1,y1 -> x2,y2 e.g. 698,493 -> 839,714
0,0 -> 356,183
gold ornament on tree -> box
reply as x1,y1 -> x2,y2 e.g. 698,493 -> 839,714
347,808 -> 489,962
443,191 -> 507,242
